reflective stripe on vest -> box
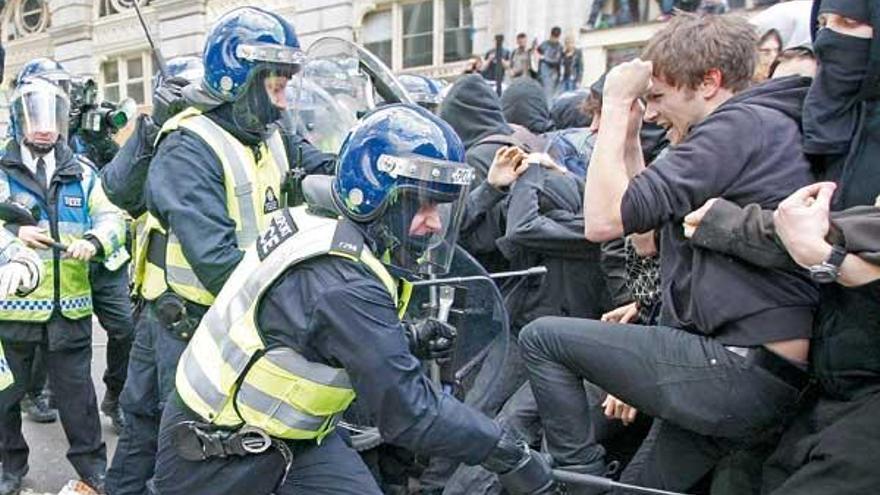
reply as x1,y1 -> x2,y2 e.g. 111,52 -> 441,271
0,169 -> 94,322
176,207 -> 404,441
138,108 -> 288,304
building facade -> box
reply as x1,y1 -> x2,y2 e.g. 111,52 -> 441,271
0,0 -> 770,132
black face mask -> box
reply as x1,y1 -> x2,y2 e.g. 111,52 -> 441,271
803,28 -> 872,155
231,72 -> 283,138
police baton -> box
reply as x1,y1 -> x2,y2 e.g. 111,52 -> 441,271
132,0 -> 168,77
552,469 -> 690,495
0,202 -> 67,251
409,266 -> 547,287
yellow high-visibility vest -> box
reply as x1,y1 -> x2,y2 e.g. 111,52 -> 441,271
176,206 -> 411,441
135,107 -> 288,306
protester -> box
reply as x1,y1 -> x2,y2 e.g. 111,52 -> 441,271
755,29 -> 784,82
561,36 -> 584,92
510,33 -> 534,79
521,14 -> 819,492
501,77 -> 555,135
770,45 -> 817,79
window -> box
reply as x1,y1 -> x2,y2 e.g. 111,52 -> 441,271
402,1 -> 433,69
443,0 -> 472,63
5,0 -> 49,40
100,0 -> 150,18
363,11 -> 393,68
101,53 -> 152,105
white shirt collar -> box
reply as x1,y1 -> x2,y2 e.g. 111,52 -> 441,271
20,145 -> 56,188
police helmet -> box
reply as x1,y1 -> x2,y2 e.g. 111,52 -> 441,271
333,104 -> 474,278
14,58 -> 71,95
10,76 -> 71,155
398,74 -> 444,112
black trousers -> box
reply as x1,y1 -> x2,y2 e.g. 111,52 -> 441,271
762,390 -> 880,495
0,337 -> 106,479
90,261 -> 134,397
520,317 -> 800,492
152,397 -> 381,495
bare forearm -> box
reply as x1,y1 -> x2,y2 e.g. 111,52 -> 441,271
584,98 -> 633,241
624,129 -> 646,179
838,254 -> 880,287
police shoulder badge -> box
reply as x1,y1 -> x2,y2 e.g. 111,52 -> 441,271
256,209 -> 297,261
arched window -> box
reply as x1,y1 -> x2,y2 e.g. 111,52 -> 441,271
4,0 -> 49,41
99,0 -> 150,18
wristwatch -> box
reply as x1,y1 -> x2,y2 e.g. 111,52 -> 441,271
808,244 -> 847,284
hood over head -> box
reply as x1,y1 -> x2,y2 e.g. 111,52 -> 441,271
439,74 -> 512,149
725,75 -> 813,123
550,90 -> 591,129
501,77 -> 555,134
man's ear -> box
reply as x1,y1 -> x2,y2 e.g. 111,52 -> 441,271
699,68 -> 724,100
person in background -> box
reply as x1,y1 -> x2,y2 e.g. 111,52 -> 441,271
561,36 -> 584,92
756,29 -> 784,82
537,27 -> 563,100
510,33 -> 535,79
464,55 -> 484,74
502,77 -> 556,135
770,45 -> 817,79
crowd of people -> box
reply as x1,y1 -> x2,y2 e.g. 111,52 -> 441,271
0,1 -> 877,495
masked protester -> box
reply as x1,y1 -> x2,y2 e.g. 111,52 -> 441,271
0,68 -> 128,495
683,2 -> 880,493
106,9 -> 332,495
149,104 -> 555,495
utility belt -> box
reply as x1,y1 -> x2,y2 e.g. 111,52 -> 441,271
169,396 -> 294,485
724,345 -> 810,391
152,291 -> 205,341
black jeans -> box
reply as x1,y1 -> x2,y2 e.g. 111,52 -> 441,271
520,317 -> 800,492
0,338 -> 107,479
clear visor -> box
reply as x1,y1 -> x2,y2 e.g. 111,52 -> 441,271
380,155 -> 474,277
283,77 -> 356,152
236,43 -> 308,69
11,79 -> 71,148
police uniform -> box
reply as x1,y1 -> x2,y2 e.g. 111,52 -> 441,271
152,207 -> 502,495
107,107 -> 289,494
0,140 -> 126,484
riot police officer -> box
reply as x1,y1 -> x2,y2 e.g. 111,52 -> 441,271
107,8 -> 333,494
0,68 -> 127,495
150,104 -> 554,495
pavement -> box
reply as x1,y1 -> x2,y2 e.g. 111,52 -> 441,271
14,320 -> 120,494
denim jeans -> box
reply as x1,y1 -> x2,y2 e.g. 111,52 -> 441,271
520,317 -> 801,492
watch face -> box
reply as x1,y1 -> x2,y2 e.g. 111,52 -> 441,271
809,265 -> 837,284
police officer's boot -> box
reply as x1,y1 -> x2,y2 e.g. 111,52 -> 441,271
100,390 -> 126,433
21,392 -> 58,424
0,468 -> 25,495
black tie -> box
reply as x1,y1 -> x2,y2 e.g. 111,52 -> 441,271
35,157 -> 47,190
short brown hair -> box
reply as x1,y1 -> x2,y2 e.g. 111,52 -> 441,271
641,13 -> 757,92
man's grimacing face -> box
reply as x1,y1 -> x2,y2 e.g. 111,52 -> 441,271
644,76 -> 705,142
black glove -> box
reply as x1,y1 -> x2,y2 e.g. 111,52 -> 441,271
482,427 -> 557,495
152,76 -> 192,127
404,318 -> 457,360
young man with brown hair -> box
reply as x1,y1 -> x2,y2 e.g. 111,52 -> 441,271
520,14 -> 819,493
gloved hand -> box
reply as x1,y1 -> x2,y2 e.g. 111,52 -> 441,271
482,427 -> 557,495
152,76 -> 191,127
0,261 -> 36,298
404,318 -> 457,360
67,239 -> 98,262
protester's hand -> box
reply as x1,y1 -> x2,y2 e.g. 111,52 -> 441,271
603,58 -> 653,101
0,262 -> 33,298
683,198 -> 720,239
629,231 -> 657,257
66,239 -> 97,262
525,152 -> 567,175
774,182 -> 837,268
601,302 -> 639,324
487,146 -> 527,189
602,394 -> 638,425
17,226 -> 54,250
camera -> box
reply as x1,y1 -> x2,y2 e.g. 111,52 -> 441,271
69,77 -> 135,135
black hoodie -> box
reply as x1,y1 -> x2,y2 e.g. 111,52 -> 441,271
622,76 -> 820,345
550,90 -> 591,130
440,75 -> 513,183
501,77 -> 555,134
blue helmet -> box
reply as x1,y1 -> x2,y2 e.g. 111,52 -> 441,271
398,74 -> 443,111
202,7 -> 304,103
156,56 -> 205,89
333,104 -> 474,278
14,58 -> 71,93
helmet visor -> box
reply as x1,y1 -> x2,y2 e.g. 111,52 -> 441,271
11,78 -> 70,149
377,154 -> 474,277
232,68 -> 297,136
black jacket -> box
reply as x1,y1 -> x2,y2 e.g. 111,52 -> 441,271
501,78 -> 555,135
496,165 -> 606,327
622,76 -> 820,345
550,90 -> 590,130
440,74 -> 513,183
256,252 -> 501,464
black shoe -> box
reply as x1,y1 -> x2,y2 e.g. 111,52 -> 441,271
0,470 -> 25,495
82,473 -> 107,495
22,393 -> 57,424
100,391 -> 126,433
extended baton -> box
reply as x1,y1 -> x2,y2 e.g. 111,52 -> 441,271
132,1 -> 168,77
552,469 -> 690,495
409,266 -> 547,287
